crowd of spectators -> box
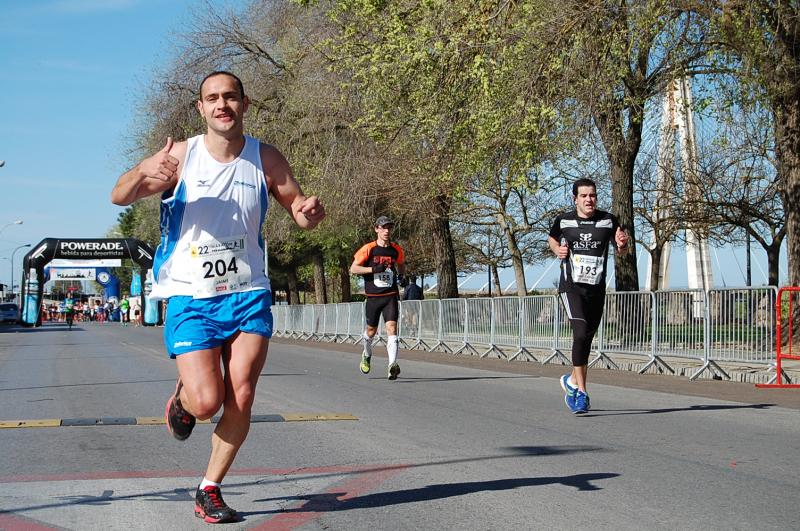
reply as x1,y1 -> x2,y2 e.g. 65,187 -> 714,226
40,294 -> 143,326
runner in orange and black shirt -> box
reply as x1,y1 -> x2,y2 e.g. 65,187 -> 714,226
350,216 -> 406,380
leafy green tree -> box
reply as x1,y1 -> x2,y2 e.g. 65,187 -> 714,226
706,0 -> 799,286
300,0 -> 570,297
547,1 -> 709,290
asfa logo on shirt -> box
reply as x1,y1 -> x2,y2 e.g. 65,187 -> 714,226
573,233 -> 602,250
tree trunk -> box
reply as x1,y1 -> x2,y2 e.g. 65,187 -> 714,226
286,267 -> 300,305
338,255 -> 351,302
646,247 -> 658,292
776,97 -> 800,287
312,252 -> 327,304
594,103 -> 642,292
491,264 -> 502,296
610,157 -> 640,291
766,242 -> 780,288
431,194 -> 458,299
502,226 -> 528,297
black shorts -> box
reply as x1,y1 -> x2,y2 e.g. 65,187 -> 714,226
365,294 -> 399,327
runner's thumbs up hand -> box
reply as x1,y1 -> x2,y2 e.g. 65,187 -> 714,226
140,137 -> 179,182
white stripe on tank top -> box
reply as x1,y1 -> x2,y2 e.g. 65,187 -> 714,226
150,134 -> 270,299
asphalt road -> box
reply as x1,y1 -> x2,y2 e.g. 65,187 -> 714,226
1,320 -> 798,530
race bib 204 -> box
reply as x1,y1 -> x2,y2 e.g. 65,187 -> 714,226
190,235 -> 253,298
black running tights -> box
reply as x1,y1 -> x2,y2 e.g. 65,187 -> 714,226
560,291 -> 605,366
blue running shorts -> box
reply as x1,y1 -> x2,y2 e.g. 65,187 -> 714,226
164,290 -> 273,358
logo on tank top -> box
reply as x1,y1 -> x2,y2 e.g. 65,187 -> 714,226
573,233 -> 602,250
233,180 -> 256,189
196,179 -> 211,188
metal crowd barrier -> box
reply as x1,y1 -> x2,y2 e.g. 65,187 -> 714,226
271,286 -> 780,381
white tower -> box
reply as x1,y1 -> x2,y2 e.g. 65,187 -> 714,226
647,77 -> 712,295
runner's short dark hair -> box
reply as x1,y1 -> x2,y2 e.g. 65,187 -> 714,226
572,178 -> 597,197
199,71 -> 245,99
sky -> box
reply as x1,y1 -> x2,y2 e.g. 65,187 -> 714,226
0,0 -> 787,296
0,0 -> 246,292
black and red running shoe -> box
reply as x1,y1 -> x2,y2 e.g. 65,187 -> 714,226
195,485 -> 239,523
165,379 -> 195,441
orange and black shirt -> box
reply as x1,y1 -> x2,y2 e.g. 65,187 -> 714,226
353,241 -> 405,296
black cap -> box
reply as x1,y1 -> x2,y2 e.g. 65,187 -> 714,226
375,216 -> 394,227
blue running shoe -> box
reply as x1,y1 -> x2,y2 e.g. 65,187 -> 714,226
573,391 -> 589,414
560,374 -> 577,396
564,391 -> 577,411
560,374 -> 577,411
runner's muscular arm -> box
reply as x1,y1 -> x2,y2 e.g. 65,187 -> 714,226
111,137 -> 187,206
350,259 -> 374,276
262,143 -> 325,229
350,245 -> 373,275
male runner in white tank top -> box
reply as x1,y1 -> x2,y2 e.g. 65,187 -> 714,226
111,71 -> 325,523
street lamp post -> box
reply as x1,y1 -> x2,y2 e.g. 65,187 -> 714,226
0,220 -> 23,236
11,243 -> 32,305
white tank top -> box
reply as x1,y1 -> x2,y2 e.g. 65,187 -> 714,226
150,134 -> 270,299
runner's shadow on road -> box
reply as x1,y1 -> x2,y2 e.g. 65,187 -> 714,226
247,473 -> 619,516
0,446 -> 608,517
392,375 -> 537,383
581,403 -> 774,417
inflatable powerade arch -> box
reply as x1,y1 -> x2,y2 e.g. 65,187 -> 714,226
19,238 -> 157,327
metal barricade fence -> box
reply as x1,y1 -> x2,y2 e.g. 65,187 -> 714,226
348,301 -> 364,342
311,304 -> 325,340
757,287 -> 800,387
335,303 -> 351,343
598,291 -> 655,370
517,295 -> 558,362
707,287 -> 776,363
286,306 -> 296,337
398,300 -> 422,349
300,304 -> 315,339
318,304 -> 334,341
460,298 -> 491,356
440,298 -> 467,353
271,305 -> 285,337
271,285 -> 783,382
485,297 -> 521,359
653,290 -> 706,361
419,299 -> 441,351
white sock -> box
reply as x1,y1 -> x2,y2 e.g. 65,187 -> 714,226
363,333 -> 373,358
199,478 -> 220,490
387,335 -> 398,365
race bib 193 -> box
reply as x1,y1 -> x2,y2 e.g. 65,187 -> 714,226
570,254 -> 603,285
190,235 -> 252,298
